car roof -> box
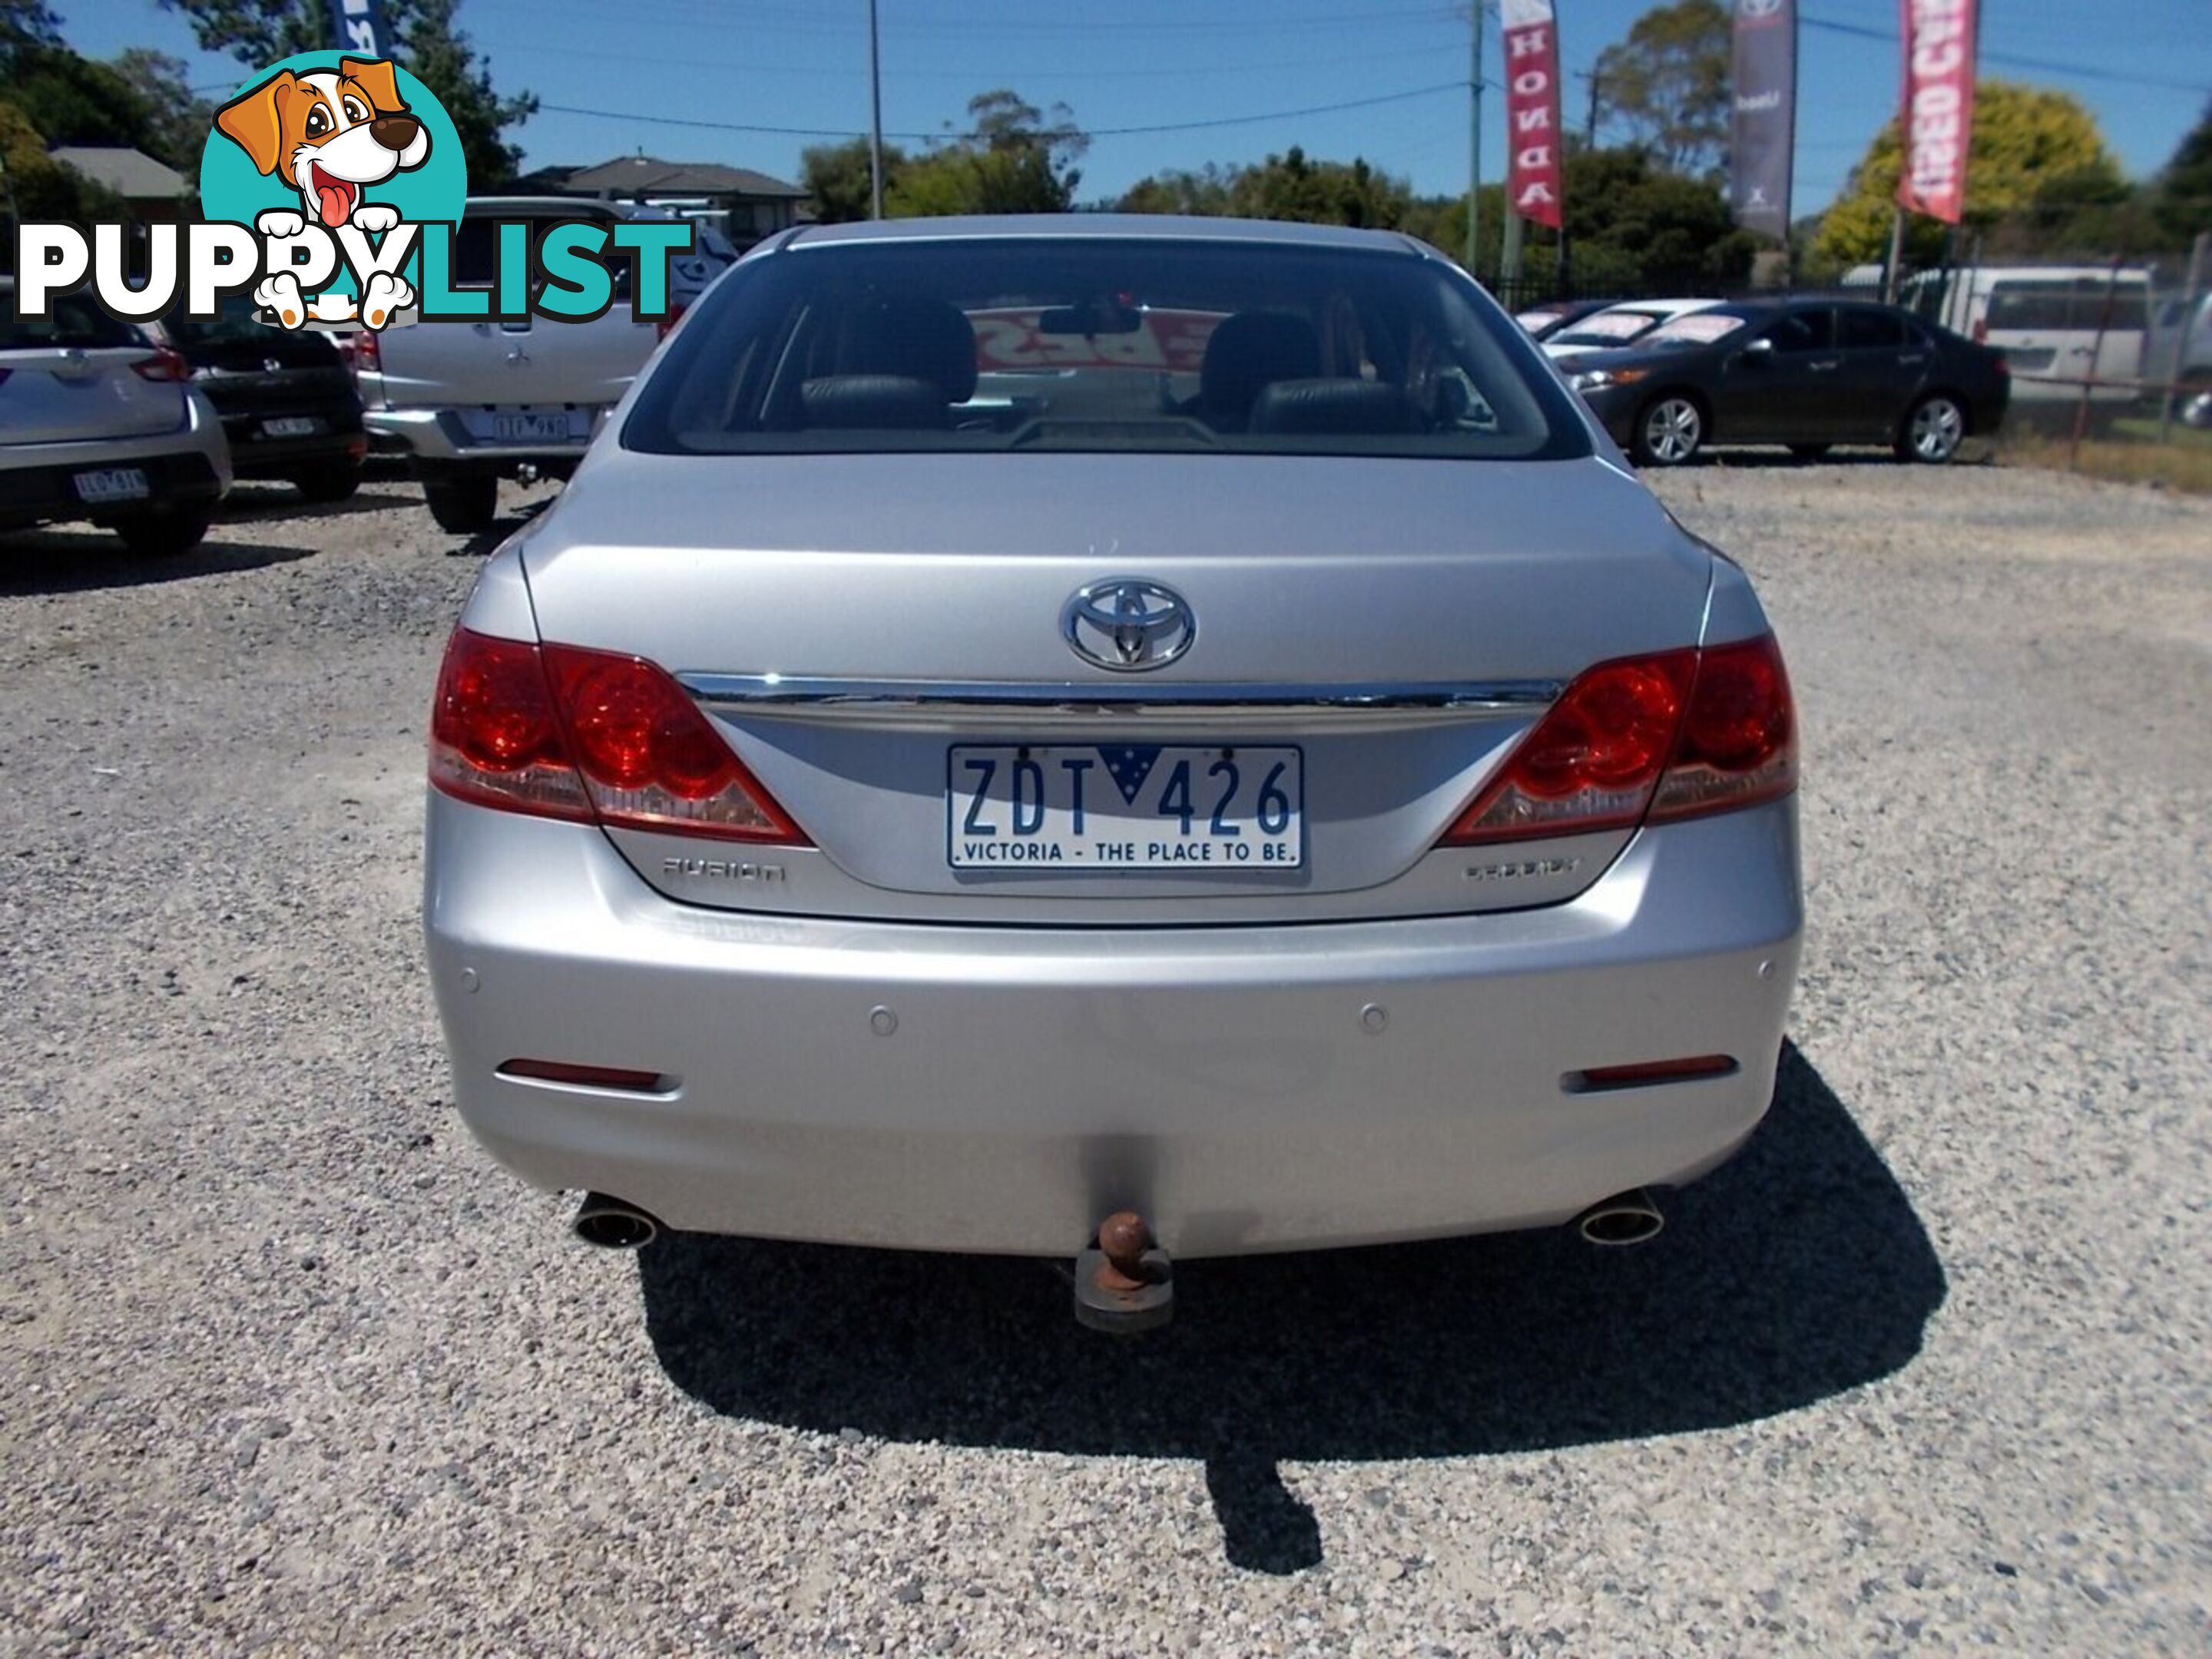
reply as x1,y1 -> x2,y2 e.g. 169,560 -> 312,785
783,214 -> 1434,256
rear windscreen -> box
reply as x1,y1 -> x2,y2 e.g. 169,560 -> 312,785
622,236 -> 1591,461
0,292 -> 144,350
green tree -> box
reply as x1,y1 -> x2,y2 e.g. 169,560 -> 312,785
162,0 -> 536,183
1590,0 -> 1731,178
1,97 -> 124,245
800,135 -> 910,224
1224,147 -> 1412,228
1115,164 -> 1234,217
887,90 -> 1087,217
108,49 -> 210,177
2151,98 -> 2212,247
1813,81 -> 2124,268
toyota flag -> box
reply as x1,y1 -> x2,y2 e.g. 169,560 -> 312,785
1730,0 -> 1797,237
1503,0 -> 1565,230
1897,0 -> 1979,224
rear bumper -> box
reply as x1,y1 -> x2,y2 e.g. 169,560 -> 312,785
363,406 -> 605,465
0,395 -> 231,531
211,406 -> 365,477
424,795 -> 1803,1257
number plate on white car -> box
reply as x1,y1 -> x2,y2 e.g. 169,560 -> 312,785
488,411 -> 580,442
71,467 -> 149,504
949,744 -> 1303,869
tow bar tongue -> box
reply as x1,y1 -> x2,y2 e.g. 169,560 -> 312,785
1073,1210 -> 1174,1334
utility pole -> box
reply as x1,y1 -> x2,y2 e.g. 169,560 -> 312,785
867,0 -> 886,220
1465,1 -> 1483,277
1578,68 -> 1601,147
1883,204 -> 1906,305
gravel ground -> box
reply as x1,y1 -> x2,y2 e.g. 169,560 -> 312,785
1,457 -> 2206,1655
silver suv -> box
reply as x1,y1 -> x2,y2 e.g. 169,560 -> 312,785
356,197 -> 667,533
2,280 -> 233,557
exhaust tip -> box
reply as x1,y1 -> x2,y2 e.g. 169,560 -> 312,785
1575,1188 -> 1664,1247
572,1192 -> 660,1250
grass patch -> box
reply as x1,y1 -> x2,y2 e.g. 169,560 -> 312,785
1998,422 -> 2212,495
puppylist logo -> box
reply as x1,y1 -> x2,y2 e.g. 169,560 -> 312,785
8,51 -> 691,335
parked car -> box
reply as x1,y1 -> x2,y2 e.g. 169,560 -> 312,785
1901,264 -> 2150,414
1540,297 -> 1720,359
2144,289 -> 2212,429
356,196 -> 665,533
1,278 -> 232,556
422,215 -> 1803,1321
151,293 -> 366,502
1559,297 -> 2010,466
1514,296 -> 1619,343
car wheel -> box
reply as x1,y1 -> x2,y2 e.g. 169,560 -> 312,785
291,460 -> 364,504
113,505 -> 213,558
1632,395 -> 1704,466
1788,443 -> 1832,461
1897,393 -> 1965,463
2174,378 -> 2212,431
422,472 -> 499,535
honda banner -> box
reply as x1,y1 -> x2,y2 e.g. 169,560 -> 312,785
1730,0 -> 1797,237
1502,0 -> 1565,230
1896,0 -> 1979,224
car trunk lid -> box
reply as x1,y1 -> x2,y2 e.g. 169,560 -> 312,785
521,452 -> 1714,923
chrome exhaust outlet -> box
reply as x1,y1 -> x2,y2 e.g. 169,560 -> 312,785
571,1192 -> 661,1250
1575,1188 -> 1664,1247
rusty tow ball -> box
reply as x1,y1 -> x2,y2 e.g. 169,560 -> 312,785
1072,1210 -> 1175,1334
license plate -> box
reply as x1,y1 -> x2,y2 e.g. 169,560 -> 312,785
949,744 -> 1304,869
260,416 -> 320,439
489,411 -> 578,442
71,467 -> 149,504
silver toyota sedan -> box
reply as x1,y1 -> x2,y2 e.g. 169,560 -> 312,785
423,217 -> 1800,1323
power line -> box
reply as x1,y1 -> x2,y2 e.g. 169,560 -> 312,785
1801,12 -> 2212,97
537,81 -> 1465,144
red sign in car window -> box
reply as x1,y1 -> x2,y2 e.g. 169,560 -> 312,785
968,308 -> 1227,373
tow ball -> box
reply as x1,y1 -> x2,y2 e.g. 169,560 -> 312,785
1073,1210 -> 1174,1334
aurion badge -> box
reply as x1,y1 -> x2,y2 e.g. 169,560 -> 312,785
1062,578 -> 1196,672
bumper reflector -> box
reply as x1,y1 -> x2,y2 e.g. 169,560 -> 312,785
498,1059 -> 668,1093
1566,1054 -> 1738,1093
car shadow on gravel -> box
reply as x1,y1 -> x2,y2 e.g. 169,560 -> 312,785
217,485 -> 421,524
0,531 -> 315,595
637,1041 -> 1944,1574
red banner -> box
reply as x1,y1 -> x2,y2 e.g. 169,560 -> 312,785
1502,0 -> 1565,230
1896,0 -> 1979,224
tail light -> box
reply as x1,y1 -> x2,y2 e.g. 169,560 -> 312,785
348,326 -> 380,376
131,347 -> 191,382
429,628 -> 807,843
1972,319 -> 1988,344
657,303 -> 687,341
1441,634 -> 1793,845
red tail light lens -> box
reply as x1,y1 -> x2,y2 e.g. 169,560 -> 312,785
657,303 -> 687,341
349,327 -> 380,375
1442,650 -> 1695,843
429,628 -> 807,843
1972,319 -> 1988,343
1441,634 -> 1793,845
131,347 -> 191,382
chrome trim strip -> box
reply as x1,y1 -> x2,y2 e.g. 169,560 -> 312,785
677,674 -> 1563,713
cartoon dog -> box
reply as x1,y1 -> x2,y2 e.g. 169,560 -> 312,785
215,58 -> 427,329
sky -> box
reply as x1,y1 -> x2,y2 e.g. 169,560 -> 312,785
57,0 -> 2212,218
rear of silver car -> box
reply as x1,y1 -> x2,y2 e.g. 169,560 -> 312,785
422,220 -> 1801,1269
2,280 -> 231,554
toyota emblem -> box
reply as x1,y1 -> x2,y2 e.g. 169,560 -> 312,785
1062,578 -> 1196,673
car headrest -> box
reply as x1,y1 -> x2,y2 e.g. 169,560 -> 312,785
1198,312 -> 1323,427
833,299 -> 978,405
799,375 -> 954,430
1248,378 -> 1420,436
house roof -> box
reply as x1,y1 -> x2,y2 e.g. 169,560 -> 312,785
563,155 -> 804,200
49,147 -> 191,200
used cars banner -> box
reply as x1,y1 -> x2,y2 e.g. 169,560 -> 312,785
1730,0 -> 1796,237
1502,0 -> 1565,231
1896,0 -> 1979,224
